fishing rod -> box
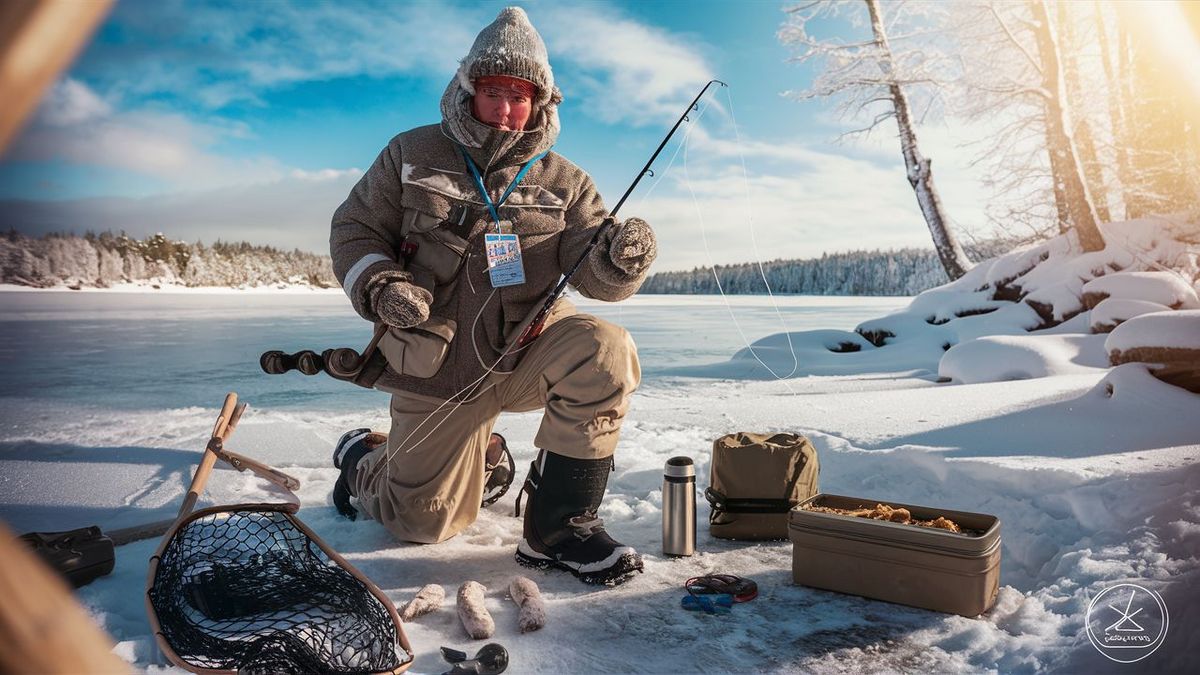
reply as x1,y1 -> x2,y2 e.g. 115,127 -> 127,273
514,78 -> 728,347
261,79 -> 728,377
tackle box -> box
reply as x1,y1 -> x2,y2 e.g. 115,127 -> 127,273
789,493 -> 1001,617
19,526 -> 115,588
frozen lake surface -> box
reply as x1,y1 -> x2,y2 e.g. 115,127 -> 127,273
0,291 -> 907,413
0,289 -> 1195,673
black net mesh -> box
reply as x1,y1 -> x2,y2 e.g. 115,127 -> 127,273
148,508 -> 406,674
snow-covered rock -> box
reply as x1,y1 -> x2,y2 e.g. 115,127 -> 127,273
1022,280 -> 1084,323
837,217 -> 1200,376
1106,309 -> 1200,362
939,334 -> 1108,384
1105,309 -> 1200,393
1088,298 -> 1171,333
1081,271 -> 1200,310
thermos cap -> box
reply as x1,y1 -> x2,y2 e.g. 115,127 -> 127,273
664,456 -> 695,478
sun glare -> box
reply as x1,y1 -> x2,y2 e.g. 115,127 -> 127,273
1117,0 -> 1200,102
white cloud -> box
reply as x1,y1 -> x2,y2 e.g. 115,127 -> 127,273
3,124 -> 992,275
4,3 -> 1004,271
11,80 -> 290,189
10,3 -> 721,192
800,95 -> 1042,242
76,2 -> 714,127
89,2 -> 482,109
290,168 -> 363,181
634,165 -> 933,272
621,114 -> 994,271
538,4 -> 715,126
38,79 -> 112,126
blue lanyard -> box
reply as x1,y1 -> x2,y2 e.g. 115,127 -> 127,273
459,147 -> 550,228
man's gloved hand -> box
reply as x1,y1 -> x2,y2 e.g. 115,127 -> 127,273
606,217 -> 657,278
369,277 -> 433,329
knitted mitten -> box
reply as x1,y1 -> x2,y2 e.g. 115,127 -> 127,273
607,217 -> 657,277
370,278 -> 433,329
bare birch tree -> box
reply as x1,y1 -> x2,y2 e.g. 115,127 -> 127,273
1056,1 -> 1110,224
1028,0 -> 1103,250
780,0 -> 973,280
1092,1 -> 1131,221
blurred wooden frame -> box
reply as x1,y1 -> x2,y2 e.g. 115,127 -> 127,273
0,520 -> 130,673
1,5 -> 124,673
0,0 -> 112,152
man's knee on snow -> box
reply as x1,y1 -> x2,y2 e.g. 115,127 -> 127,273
373,492 -> 473,545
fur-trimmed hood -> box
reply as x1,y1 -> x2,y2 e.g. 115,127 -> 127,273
439,74 -> 559,170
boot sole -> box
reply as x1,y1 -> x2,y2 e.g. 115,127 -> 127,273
515,540 -> 644,586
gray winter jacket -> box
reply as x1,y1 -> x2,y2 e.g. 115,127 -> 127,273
330,83 -> 648,400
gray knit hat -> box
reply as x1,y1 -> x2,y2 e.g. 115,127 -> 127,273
455,7 -> 562,108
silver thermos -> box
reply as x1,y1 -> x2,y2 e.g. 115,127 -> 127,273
662,456 -> 696,557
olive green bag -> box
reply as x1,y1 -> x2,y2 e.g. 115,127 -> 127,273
705,432 -> 819,540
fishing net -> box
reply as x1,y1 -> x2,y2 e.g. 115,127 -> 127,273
148,505 -> 409,674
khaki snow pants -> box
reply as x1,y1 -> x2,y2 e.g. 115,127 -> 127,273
352,313 -> 641,544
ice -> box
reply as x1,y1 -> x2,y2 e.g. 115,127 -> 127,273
2,218 -> 1198,672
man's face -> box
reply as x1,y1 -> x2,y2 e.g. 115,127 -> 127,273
471,82 -> 533,132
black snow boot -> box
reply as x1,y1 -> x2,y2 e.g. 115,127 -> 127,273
332,428 -> 387,520
514,450 -> 643,586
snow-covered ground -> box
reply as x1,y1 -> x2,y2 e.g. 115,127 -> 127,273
1,217 -> 1198,673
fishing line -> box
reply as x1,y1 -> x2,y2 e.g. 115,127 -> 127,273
383,282 -> 536,468
621,96 -> 722,337
679,93 -> 799,390
382,83 -> 802,470
723,86 -> 801,378
382,354 -> 501,468
619,98 -> 717,331
633,100 -> 714,208
635,87 -> 800,385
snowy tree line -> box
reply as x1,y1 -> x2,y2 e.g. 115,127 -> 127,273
0,230 -> 337,288
1,229 -> 1008,296
640,243 -> 1007,296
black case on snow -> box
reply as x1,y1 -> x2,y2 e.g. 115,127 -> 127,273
19,525 -> 116,588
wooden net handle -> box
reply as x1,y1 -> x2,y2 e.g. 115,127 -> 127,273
177,393 -> 238,518
216,447 -> 301,492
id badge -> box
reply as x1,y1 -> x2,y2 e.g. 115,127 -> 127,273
484,232 -> 525,288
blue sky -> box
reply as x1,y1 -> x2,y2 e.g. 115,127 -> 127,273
0,0 -> 993,271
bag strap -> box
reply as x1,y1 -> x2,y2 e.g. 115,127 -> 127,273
705,487 -> 796,524
705,439 -> 812,522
